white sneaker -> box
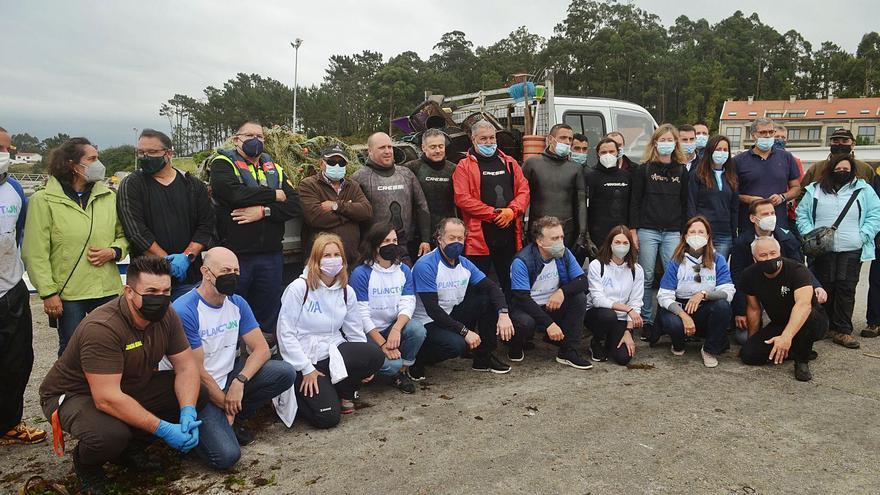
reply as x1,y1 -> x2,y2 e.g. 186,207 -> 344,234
671,345 -> 685,356
700,347 -> 718,368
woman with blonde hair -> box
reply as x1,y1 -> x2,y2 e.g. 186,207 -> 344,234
627,123 -> 689,339
273,233 -> 384,428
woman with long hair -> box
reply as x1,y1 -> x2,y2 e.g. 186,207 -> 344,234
687,135 -> 739,258
274,233 -> 384,428
585,225 -> 644,365
650,216 -> 734,367
350,223 -> 427,394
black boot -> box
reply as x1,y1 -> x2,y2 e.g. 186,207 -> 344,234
794,361 -> 812,382
73,444 -> 109,495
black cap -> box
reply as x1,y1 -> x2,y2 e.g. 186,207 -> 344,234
321,143 -> 348,161
829,128 -> 854,141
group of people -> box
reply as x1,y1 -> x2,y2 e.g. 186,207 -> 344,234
0,115 -> 878,494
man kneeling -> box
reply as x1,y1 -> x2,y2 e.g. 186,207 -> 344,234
739,237 -> 828,381
166,247 -> 295,469
39,257 -> 204,494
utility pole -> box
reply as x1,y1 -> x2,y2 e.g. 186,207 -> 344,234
133,127 -> 138,167
290,38 -> 303,133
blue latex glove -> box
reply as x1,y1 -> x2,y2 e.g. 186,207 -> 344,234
155,419 -> 201,453
179,405 -> 199,434
165,253 -> 190,281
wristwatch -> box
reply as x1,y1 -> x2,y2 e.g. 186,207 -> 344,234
235,373 -> 249,385
331,201 -> 339,211
498,308 -> 509,315
263,206 -> 271,217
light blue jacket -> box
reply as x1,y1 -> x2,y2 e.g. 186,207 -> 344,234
796,179 -> 880,262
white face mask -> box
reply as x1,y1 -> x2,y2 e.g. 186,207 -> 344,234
757,215 -> 776,232
686,235 -> 708,251
599,153 -> 618,169
0,152 -> 10,175
611,244 -> 630,258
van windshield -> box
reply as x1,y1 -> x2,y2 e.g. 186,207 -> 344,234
612,108 -> 655,161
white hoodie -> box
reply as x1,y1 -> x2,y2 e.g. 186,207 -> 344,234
585,259 -> 645,321
273,270 -> 366,427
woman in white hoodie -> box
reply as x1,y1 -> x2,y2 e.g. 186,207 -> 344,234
273,233 -> 384,428
585,225 -> 644,365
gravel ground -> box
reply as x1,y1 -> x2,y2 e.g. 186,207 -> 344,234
2,265 -> 879,495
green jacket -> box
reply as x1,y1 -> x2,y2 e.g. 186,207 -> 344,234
22,177 -> 128,301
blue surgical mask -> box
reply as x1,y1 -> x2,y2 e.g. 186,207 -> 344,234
695,135 -> 709,149
619,149 -> 626,158
570,152 -> 588,165
755,137 -> 774,152
656,142 -> 676,156
711,151 -> 729,166
772,138 -> 786,151
324,163 -> 346,181
476,144 -> 497,157
554,142 -> 570,157
683,142 -> 697,154
442,241 -> 464,260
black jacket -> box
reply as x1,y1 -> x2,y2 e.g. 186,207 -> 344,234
585,165 -> 631,243
628,161 -> 688,232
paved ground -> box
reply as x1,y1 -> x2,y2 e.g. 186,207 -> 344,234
2,266 -> 879,494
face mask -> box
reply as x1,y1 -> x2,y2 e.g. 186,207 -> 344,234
711,151 -> 729,166
832,170 -> 852,186
755,137 -> 774,152
757,215 -> 776,232
80,160 -> 106,183
138,155 -> 166,175
656,142 -> 676,156
476,144 -> 497,157
695,135 -> 709,149
830,144 -> 852,155
325,163 -> 346,181
134,292 -> 171,322
378,244 -> 399,262
619,149 -> 626,158
213,273 -> 238,296
553,142 -> 570,157
542,240 -> 566,259
758,257 -> 782,275
320,257 -> 344,278
571,152 -> 588,165
682,142 -> 697,154
0,152 -> 10,175
241,137 -> 264,157
611,244 -> 630,258
772,138 -> 786,151
598,154 -> 618,169
686,235 -> 708,251
442,241 -> 464,260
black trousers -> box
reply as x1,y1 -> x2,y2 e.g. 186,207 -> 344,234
812,250 -> 861,334
294,342 -> 384,429
0,280 -> 34,432
584,307 -> 632,365
868,249 -> 880,326
741,306 -> 828,364
416,288 -> 499,365
470,242 -> 517,296
511,292 -> 587,353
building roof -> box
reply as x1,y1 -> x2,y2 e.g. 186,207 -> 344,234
721,97 -> 880,121
17,152 -> 41,157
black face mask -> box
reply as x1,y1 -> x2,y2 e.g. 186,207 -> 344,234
758,257 -> 782,275
135,293 -> 171,322
138,155 -> 166,175
830,144 -> 852,155
832,170 -> 852,186
378,244 -> 400,262
214,273 -> 239,296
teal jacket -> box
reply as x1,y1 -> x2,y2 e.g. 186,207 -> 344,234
796,178 -> 880,262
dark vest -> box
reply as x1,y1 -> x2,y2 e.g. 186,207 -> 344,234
214,149 -> 283,189
513,243 -> 573,288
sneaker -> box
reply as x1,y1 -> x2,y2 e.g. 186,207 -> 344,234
860,324 -> 880,338
507,345 -> 524,362
340,398 -> 356,414
589,339 -> 607,362
393,372 -> 416,394
74,445 -> 109,495
671,344 -> 685,356
0,421 -> 47,445
700,347 -> 718,368
406,364 -> 426,382
555,349 -> 593,370
794,361 -> 813,382
831,331 -> 860,349
472,354 -> 512,374
233,423 -> 255,446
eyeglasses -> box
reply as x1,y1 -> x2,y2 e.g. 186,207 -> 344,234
136,149 -> 168,158
692,264 -> 702,284
754,130 -> 775,137
237,133 -> 265,141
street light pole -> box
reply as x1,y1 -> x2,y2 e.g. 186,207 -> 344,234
290,38 -> 303,133
133,127 -> 138,167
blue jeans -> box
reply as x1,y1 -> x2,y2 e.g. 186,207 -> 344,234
378,320 -> 427,376
713,233 -> 733,261
171,282 -> 198,302
637,229 -> 680,324
57,295 -> 116,356
657,299 -> 731,354
194,358 -> 296,470
236,252 -> 283,335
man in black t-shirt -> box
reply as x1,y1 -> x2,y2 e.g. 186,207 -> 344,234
739,237 -> 828,381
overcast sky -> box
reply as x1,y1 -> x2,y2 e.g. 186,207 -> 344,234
2,0 -> 877,149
